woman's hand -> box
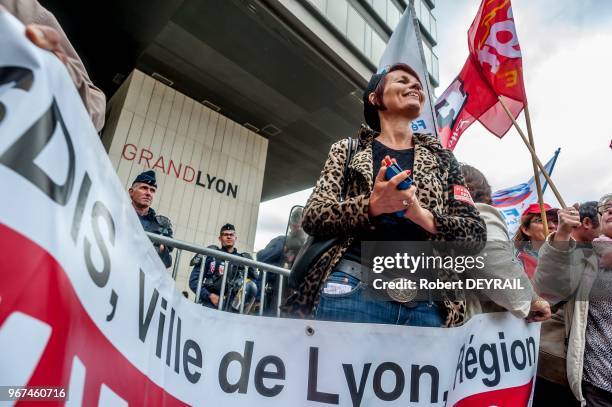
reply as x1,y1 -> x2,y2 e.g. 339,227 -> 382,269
368,157 -> 437,234
368,157 -> 414,217
402,190 -> 437,234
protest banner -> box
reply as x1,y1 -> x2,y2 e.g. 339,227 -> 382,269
0,12 -> 539,406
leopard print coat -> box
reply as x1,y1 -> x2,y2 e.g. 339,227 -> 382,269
283,126 -> 487,326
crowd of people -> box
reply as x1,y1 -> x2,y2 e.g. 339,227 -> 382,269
5,2 -> 611,404
84,50 -> 612,407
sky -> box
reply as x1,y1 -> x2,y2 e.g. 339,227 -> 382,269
253,0 -> 612,251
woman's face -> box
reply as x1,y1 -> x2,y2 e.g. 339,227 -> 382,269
521,213 -> 558,242
376,70 -> 425,120
600,202 -> 612,238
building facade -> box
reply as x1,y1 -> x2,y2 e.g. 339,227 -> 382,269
304,0 -> 439,87
102,70 -> 267,293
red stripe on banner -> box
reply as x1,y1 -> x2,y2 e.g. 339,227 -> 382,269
454,378 -> 534,406
0,224 -> 189,406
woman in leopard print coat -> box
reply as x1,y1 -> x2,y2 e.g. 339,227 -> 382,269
283,63 -> 486,327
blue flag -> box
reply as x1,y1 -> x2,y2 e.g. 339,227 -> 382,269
492,149 -> 561,236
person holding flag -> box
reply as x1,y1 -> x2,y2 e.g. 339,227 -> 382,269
534,194 -> 612,405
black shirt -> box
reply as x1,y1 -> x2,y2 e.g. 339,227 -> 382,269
343,139 -> 429,263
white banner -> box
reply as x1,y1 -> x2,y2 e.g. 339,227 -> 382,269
0,12 -> 539,406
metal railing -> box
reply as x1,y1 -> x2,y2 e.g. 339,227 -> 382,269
147,233 -> 290,317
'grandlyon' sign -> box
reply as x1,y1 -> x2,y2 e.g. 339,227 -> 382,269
121,143 -> 239,199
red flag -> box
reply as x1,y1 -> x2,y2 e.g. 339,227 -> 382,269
436,0 -> 527,150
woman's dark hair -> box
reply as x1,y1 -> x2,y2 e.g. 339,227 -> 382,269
372,63 -> 422,111
459,164 -> 492,205
514,213 -> 537,244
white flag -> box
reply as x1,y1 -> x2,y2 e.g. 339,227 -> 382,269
378,3 -> 438,136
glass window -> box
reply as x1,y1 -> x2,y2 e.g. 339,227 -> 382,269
419,4 -> 430,34
373,0 -> 387,22
414,0 -> 421,21
432,51 -> 439,83
371,31 -> 386,64
326,0 -> 348,33
364,25 -> 372,58
347,5 -> 366,52
308,0 -> 326,13
387,1 -> 401,30
430,14 -> 437,41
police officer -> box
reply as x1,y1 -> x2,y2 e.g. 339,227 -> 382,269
189,224 -> 258,312
129,170 -> 173,268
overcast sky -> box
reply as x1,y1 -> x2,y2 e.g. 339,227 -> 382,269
253,0 -> 612,251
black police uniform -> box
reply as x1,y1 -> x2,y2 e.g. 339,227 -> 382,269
132,170 -> 174,268
138,207 -> 173,268
189,246 -> 256,309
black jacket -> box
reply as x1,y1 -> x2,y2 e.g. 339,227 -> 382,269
189,246 -> 256,303
138,207 -> 173,268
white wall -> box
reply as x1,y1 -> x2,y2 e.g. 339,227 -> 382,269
102,70 -> 268,294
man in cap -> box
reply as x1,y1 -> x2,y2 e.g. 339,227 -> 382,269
129,170 -> 173,268
189,224 -> 257,312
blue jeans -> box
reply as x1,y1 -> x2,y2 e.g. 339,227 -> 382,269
315,271 -> 445,327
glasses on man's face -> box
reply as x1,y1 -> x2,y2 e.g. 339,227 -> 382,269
221,232 -> 235,238
598,205 -> 612,216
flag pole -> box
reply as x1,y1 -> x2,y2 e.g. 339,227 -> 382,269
524,104 -> 549,235
497,96 -> 567,208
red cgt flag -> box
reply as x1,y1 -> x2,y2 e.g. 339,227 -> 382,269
436,0 -> 527,150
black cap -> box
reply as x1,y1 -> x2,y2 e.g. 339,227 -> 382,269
133,170 -> 157,187
220,223 -> 235,234
363,71 -> 386,132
